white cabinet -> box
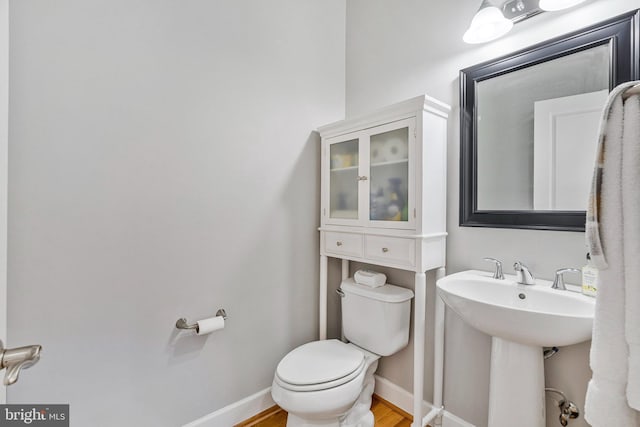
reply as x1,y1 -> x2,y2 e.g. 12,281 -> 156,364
318,95 -> 449,272
317,95 -> 450,427
324,118 -> 415,229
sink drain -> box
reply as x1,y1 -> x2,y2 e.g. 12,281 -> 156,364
518,293 -> 526,300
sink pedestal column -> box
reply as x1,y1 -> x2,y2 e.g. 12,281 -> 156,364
488,337 -> 545,427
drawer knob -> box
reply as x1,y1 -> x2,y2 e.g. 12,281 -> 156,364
382,247 -> 389,253
336,241 -> 343,247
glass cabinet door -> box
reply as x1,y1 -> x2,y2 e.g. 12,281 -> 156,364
328,138 -> 359,221
368,122 -> 411,224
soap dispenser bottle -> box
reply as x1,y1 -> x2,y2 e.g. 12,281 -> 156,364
582,253 -> 598,297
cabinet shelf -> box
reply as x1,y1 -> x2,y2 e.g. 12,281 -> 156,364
329,210 -> 358,219
370,159 -> 409,168
330,165 -> 358,172
330,159 -> 407,172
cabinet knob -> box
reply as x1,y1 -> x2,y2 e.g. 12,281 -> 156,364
382,247 -> 389,253
357,176 -> 368,181
336,241 -> 343,246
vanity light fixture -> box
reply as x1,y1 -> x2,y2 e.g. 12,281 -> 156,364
463,0 -> 587,44
538,0 -> 587,11
463,0 -> 514,44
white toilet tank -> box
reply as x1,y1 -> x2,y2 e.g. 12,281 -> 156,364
340,278 -> 414,356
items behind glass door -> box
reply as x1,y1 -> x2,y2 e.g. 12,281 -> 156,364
370,127 -> 409,221
330,139 -> 359,219
371,177 -> 407,221
331,152 -> 358,169
328,127 -> 410,222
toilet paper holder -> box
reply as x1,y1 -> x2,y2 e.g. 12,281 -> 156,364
176,309 -> 228,331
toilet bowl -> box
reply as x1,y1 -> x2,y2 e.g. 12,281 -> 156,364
271,339 -> 379,427
271,279 -> 414,427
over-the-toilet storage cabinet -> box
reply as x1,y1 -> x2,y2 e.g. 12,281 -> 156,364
317,95 -> 449,427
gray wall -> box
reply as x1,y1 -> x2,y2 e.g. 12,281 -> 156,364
343,1 -> 638,426
7,1 -> 638,426
7,1 -> 345,426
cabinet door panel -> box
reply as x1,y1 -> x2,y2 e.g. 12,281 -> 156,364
368,118 -> 415,229
328,138 -> 360,222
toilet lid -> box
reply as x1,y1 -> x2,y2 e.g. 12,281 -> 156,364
276,340 -> 364,386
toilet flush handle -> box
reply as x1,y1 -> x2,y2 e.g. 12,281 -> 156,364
336,289 -> 345,298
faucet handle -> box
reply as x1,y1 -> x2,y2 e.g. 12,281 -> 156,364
0,340 -> 42,386
483,257 -> 504,280
552,268 -> 581,291
513,261 -> 528,271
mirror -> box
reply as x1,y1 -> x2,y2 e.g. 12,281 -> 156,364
460,11 -> 639,231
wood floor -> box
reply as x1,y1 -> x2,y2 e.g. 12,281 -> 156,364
236,395 -> 412,427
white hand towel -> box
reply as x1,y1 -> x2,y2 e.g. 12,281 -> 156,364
586,376 -> 639,427
623,94 -> 640,410
354,269 -> 386,288
585,84 -> 640,426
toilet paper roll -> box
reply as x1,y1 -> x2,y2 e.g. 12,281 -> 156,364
196,316 -> 225,335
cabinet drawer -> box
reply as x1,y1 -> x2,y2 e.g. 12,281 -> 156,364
364,235 -> 415,267
325,232 -> 363,257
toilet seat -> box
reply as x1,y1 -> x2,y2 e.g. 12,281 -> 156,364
275,340 -> 366,392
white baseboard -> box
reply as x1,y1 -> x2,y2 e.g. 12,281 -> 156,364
182,376 -> 473,427
441,410 -> 475,427
182,387 -> 275,427
374,374 -> 431,416
373,375 -> 475,427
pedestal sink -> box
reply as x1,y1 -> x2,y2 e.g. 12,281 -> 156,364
436,270 -> 595,427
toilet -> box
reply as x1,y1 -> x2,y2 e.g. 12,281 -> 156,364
271,278 -> 414,427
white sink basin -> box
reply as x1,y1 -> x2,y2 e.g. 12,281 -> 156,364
437,269 -> 595,427
437,270 -> 594,347
437,270 -> 595,427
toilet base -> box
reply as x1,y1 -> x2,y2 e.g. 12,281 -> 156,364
284,359 -> 378,427
286,406 -> 374,427
286,413 -> 340,427
340,359 -> 377,427
286,411 -> 373,427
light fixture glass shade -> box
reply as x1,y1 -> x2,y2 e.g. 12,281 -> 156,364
463,2 -> 514,44
538,0 -> 587,11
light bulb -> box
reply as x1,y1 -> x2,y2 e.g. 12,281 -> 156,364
463,3 -> 514,44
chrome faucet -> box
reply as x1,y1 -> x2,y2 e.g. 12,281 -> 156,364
513,261 -> 535,285
552,268 -> 581,291
0,340 -> 42,385
483,257 -> 504,279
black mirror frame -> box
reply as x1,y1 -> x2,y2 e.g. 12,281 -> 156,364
460,10 -> 640,232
